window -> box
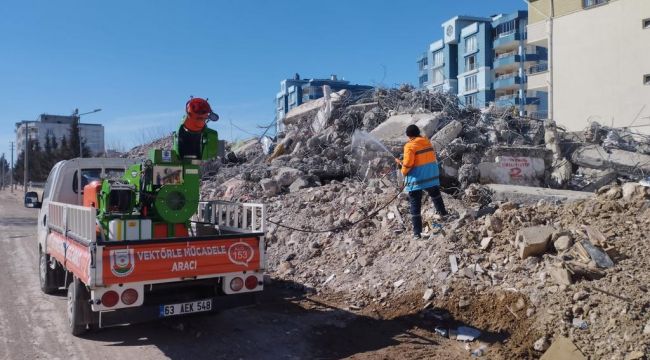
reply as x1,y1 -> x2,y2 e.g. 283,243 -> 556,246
418,74 -> 428,86
644,74 -> 650,86
418,56 -> 428,71
465,55 -> 477,72
465,74 -> 478,91
72,169 -> 102,194
431,68 -> 444,84
643,18 -> 650,29
433,50 -> 444,67
494,20 -> 517,38
465,35 -> 477,53
465,94 -> 478,108
583,0 -> 608,8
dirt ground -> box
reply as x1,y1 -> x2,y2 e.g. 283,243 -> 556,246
0,188 -> 536,360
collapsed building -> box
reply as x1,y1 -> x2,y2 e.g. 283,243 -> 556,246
127,86 -> 650,358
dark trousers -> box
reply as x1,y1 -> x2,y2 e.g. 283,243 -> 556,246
408,186 -> 448,235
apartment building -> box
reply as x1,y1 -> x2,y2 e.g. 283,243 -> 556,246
418,11 -> 549,117
527,0 -> 650,132
15,114 -> 105,156
275,74 -> 373,133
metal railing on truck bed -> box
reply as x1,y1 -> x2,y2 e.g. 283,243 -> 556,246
196,201 -> 265,233
48,202 -> 97,244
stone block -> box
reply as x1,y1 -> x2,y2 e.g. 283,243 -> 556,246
274,167 -> 304,187
289,177 -> 310,193
430,120 -> 462,153
369,113 -> 440,145
260,178 -> 280,196
516,225 -> 555,259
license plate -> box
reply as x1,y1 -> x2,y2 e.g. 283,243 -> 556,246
159,299 -> 212,317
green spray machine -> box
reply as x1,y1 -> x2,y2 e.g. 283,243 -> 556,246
88,120 -> 218,241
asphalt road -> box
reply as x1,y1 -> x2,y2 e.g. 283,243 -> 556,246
0,189 -> 467,360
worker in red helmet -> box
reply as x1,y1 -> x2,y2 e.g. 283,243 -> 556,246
183,98 -> 219,133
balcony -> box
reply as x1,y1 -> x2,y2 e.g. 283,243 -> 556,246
526,21 -> 548,46
493,32 -> 522,50
528,111 -> 548,120
527,67 -> 549,91
495,94 -> 537,107
494,74 -> 523,89
493,52 -> 521,70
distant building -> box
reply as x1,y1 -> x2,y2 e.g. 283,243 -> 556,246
15,114 -> 105,155
527,0 -> 650,132
417,11 -> 549,118
275,74 -> 373,133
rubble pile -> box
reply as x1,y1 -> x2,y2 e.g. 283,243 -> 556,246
263,180 -> 650,358
125,85 -> 650,357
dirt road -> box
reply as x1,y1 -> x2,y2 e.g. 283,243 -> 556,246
0,189 -> 477,360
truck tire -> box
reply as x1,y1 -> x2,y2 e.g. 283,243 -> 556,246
67,277 -> 88,336
39,250 -> 58,294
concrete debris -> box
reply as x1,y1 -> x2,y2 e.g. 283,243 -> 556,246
449,255 -> 459,273
516,226 -> 555,259
553,235 -> 573,252
540,337 -> 586,360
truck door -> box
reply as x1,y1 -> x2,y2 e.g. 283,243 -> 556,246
38,165 -> 58,247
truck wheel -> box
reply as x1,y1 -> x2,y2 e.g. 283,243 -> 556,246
67,277 -> 88,336
39,250 -> 58,294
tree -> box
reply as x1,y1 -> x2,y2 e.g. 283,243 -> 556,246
0,155 -> 9,188
68,117 -> 92,157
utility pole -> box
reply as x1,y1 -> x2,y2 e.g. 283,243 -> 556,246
23,121 -> 29,193
9,142 -> 14,192
1,153 -> 4,190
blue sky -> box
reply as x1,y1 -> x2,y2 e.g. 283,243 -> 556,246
0,0 -> 525,154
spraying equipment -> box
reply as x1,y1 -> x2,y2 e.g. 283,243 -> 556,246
84,97 -> 220,241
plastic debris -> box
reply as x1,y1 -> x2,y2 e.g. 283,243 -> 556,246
572,318 -> 588,330
456,326 -> 482,341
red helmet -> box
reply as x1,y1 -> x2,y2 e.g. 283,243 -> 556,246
186,97 -> 212,116
184,97 -> 219,132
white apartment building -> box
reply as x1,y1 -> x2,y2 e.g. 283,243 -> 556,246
527,0 -> 650,133
15,114 -> 105,155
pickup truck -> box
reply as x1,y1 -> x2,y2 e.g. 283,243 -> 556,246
25,157 -> 266,335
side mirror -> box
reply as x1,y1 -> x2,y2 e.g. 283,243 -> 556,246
24,191 -> 42,209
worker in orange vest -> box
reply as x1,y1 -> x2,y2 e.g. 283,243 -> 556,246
395,125 -> 448,239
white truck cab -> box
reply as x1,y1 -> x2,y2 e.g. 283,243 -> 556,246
34,158 -> 138,250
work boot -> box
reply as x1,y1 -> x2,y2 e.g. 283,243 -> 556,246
412,233 -> 422,240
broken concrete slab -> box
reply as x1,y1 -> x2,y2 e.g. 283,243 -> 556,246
478,147 -> 552,187
430,120 -> 462,153
516,225 -> 555,259
622,182 -> 650,200
540,336 -> 586,360
549,266 -> 573,285
575,168 -> 618,192
260,178 -> 280,196
449,255 -> 459,273
274,167 -> 304,187
289,177 -> 310,193
283,89 -> 347,127
571,145 -> 650,177
486,184 -> 594,204
369,113 -> 440,145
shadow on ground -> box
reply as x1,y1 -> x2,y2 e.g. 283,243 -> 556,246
81,279 -> 510,360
